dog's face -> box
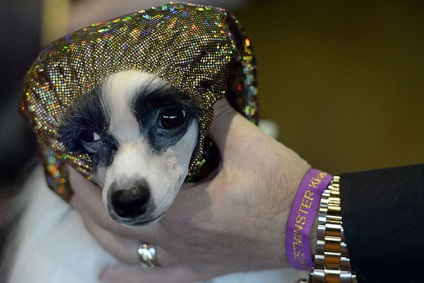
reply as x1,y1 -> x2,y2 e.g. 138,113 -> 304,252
60,70 -> 203,226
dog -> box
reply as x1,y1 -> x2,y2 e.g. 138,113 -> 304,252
1,70 -> 305,283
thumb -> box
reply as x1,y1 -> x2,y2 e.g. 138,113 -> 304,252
207,98 -> 236,151
208,98 -> 260,158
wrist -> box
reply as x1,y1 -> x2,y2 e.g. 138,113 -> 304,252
305,176 -> 357,282
285,169 -> 333,270
308,215 -> 318,257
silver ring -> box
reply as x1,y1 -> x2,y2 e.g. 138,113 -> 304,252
137,242 -> 160,268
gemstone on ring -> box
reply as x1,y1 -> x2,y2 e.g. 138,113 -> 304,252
137,242 -> 160,268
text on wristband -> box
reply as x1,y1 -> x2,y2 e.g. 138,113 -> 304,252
291,171 -> 328,267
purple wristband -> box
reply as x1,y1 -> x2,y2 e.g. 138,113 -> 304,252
285,168 -> 333,270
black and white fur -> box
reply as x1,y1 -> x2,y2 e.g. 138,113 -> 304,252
60,70 -> 202,227
2,70 -> 305,282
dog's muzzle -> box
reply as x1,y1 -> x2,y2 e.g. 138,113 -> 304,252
110,179 -> 151,219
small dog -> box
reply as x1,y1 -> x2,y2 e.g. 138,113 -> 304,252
1,70 -> 304,283
3,70 -> 205,282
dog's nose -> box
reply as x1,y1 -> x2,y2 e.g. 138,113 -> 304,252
111,182 -> 150,218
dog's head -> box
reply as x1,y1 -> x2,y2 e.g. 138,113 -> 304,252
60,70 -> 203,226
20,3 -> 258,225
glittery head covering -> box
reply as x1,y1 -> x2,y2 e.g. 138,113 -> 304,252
21,2 -> 257,201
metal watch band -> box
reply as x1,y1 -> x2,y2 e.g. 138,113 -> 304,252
304,176 -> 357,283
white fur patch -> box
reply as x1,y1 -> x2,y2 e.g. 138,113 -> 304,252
7,166 -> 116,283
102,70 -> 167,144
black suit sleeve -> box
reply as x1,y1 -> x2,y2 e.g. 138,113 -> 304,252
340,163 -> 424,283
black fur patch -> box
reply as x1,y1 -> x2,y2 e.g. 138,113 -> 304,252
132,85 -> 203,153
58,87 -> 118,168
59,79 -> 203,169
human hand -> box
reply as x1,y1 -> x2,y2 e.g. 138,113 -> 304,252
70,98 -> 310,283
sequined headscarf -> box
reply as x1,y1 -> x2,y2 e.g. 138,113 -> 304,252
20,2 -> 257,201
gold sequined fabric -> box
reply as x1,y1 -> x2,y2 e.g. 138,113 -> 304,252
20,2 -> 257,201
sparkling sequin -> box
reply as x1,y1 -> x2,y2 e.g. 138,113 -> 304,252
20,2 -> 258,201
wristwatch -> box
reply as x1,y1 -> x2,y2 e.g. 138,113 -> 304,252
303,176 -> 357,283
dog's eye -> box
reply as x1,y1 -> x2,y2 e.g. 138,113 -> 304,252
79,130 -> 102,154
80,130 -> 101,143
158,108 -> 186,130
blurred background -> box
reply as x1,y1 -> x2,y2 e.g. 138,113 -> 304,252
1,0 -> 423,190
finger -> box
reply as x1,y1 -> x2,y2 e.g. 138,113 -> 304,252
162,179 -> 210,229
68,164 -> 103,205
100,264 -> 203,283
72,194 -> 140,264
209,98 -> 262,159
208,98 -> 237,152
69,172 -> 132,237
68,167 -> 109,228
73,194 -> 173,266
